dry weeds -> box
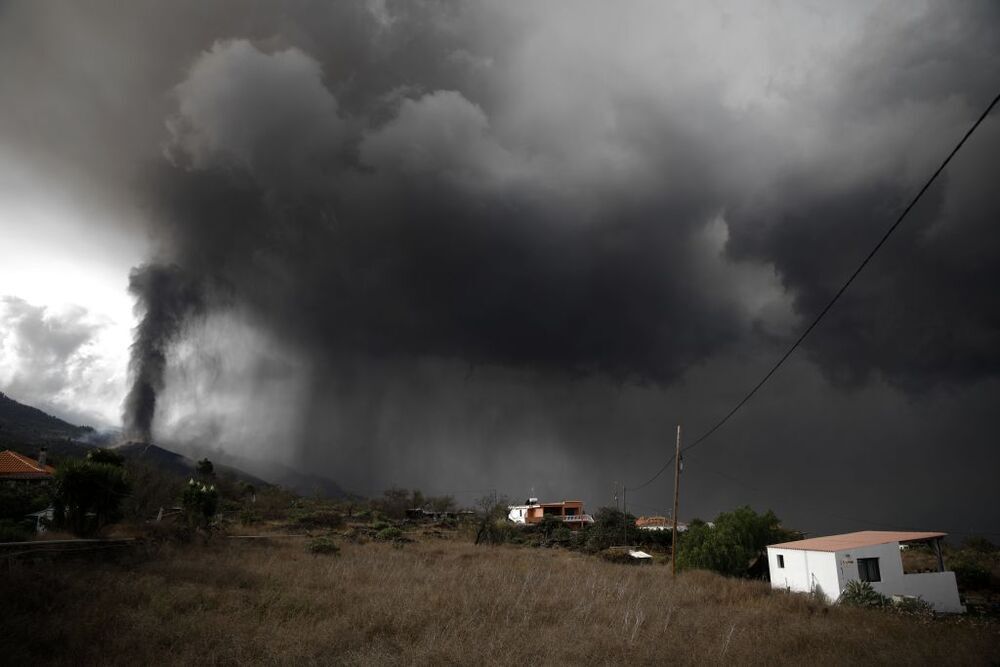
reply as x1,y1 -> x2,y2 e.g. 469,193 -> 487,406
2,536 -> 998,665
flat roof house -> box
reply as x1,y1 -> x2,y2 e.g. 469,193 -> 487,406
507,498 -> 594,529
767,531 -> 964,613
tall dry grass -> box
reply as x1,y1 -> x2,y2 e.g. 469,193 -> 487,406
1,536 -> 998,665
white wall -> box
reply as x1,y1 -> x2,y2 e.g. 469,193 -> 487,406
767,548 -> 840,602
834,542 -> 905,598
902,572 -> 964,613
834,543 -> 963,612
507,506 -> 528,523
770,542 -> 964,613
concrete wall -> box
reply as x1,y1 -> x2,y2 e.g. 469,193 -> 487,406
835,543 -> 963,612
901,571 -> 965,613
770,542 -> 964,613
834,542 -> 905,598
767,548 -> 840,602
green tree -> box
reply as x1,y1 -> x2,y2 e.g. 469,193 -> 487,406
196,458 -> 215,478
53,459 -> 131,536
0,485 -> 49,521
676,506 -> 799,577
584,507 -> 637,552
182,479 -> 219,529
380,486 -> 412,519
427,495 -> 456,513
474,491 -> 512,545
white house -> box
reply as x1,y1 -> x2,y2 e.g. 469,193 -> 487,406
767,531 -> 964,613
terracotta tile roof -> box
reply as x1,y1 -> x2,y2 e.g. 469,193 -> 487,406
769,530 -> 946,552
0,450 -> 56,479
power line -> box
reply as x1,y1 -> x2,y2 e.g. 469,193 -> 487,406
626,90 -> 1000,492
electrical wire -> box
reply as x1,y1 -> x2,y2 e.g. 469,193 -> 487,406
626,90 -> 1000,492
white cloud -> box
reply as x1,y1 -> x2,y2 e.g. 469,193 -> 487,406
0,296 -> 129,427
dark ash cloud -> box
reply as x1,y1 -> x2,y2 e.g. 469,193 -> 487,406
123,264 -> 206,441
1,1 -> 999,535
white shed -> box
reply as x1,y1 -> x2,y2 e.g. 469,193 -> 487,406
767,531 -> 964,613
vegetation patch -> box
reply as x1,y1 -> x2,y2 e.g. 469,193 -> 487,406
306,536 -> 340,555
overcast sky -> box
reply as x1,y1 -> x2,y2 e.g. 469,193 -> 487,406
1,0 -> 998,537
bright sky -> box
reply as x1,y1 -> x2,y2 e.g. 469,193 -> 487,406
0,160 -> 147,427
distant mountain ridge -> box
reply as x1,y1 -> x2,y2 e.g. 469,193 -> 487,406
0,390 -> 349,499
0,391 -> 94,441
114,441 -> 269,488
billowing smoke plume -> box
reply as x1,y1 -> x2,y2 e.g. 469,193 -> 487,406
4,0 -> 999,534
123,264 -> 205,441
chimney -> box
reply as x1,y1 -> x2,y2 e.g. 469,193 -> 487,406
37,447 -> 47,468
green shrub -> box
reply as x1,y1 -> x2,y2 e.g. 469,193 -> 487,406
294,510 -> 343,529
952,560 -> 991,590
307,536 -> 340,555
892,595 -> 934,617
550,526 -> 572,546
375,526 -> 404,542
239,508 -> 262,526
182,479 -> 219,530
475,518 -> 515,545
0,519 -> 32,543
961,536 -> 996,554
840,580 -> 890,608
0,485 -> 49,521
342,527 -> 368,544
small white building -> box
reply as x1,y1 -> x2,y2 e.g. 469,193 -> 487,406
767,531 -> 964,613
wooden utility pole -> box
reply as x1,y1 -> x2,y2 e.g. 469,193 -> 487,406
622,485 -> 628,546
671,424 -> 682,577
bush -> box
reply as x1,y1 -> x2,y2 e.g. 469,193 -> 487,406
0,485 -> 49,521
0,519 -> 32,543
839,580 -> 890,608
952,560 -> 991,590
294,510 -> 343,529
342,527 -> 368,544
892,595 -> 934,618
375,526 -> 404,542
307,536 -> 340,555
961,536 -> 997,554
239,509 -> 262,526
475,518 -> 515,545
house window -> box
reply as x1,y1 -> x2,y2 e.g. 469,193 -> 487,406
858,557 -> 881,582
777,554 -> 785,568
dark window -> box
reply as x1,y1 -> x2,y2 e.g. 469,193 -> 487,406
565,507 -> 578,516
777,554 -> 785,568
858,557 -> 881,582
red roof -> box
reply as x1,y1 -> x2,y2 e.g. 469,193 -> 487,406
0,450 -> 55,479
769,530 -> 946,552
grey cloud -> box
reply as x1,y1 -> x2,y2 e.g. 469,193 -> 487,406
1,0 -> 999,534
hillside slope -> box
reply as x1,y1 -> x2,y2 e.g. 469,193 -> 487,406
0,391 -> 94,442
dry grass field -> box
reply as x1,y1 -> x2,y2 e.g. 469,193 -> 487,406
2,531 -> 999,666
